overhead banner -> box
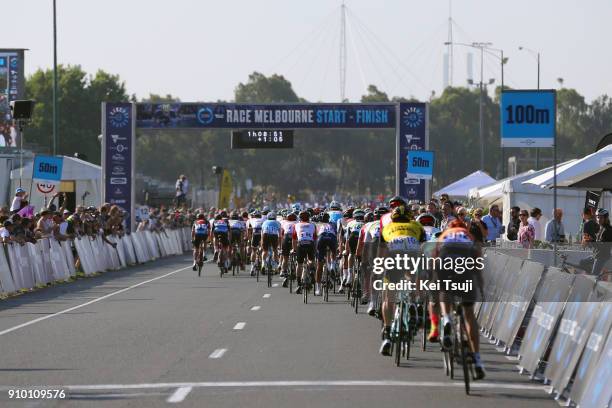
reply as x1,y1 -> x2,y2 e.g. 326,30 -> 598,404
136,103 -> 396,129
102,102 -> 135,231
500,89 -> 556,147
218,170 -> 232,209
397,102 -> 428,202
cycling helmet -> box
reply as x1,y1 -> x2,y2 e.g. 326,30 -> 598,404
312,215 -> 320,223
596,208 -> 609,217
287,212 -> 298,221
330,201 -> 341,210
390,205 -> 410,222
321,212 -> 330,223
291,203 -> 301,212
262,205 -> 270,212
364,211 -> 374,223
353,209 -> 365,220
342,208 -> 354,218
389,195 -> 406,208
252,210 -> 262,218
197,213 -> 205,220
416,213 -> 435,226
447,219 -> 468,230
375,206 -> 390,216
230,212 -> 239,220
267,212 -> 276,220
299,210 -> 310,222
219,210 -> 228,218
307,208 -> 315,216
214,214 -> 222,220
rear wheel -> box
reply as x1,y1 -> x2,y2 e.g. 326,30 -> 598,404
395,302 -> 404,367
459,312 -> 471,395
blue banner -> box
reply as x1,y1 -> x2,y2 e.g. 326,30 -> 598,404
406,150 -> 434,180
397,102 -> 427,201
104,103 -> 133,230
500,90 -> 556,147
136,103 -> 396,129
32,155 -> 63,182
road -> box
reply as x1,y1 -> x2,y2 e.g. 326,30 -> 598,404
0,254 -> 557,407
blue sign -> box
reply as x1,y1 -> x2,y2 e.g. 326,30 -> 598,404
500,90 -> 556,147
104,103 -> 133,230
136,103 -> 396,129
406,150 -> 434,180
32,155 -> 63,182
397,102 -> 428,201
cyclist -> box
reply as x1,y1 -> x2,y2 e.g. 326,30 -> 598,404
417,213 -> 441,241
229,212 -> 247,271
378,205 -> 425,356
261,211 -> 282,274
328,201 -> 343,225
280,211 -> 298,282
343,208 -> 366,293
315,211 -> 338,296
191,213 -> 209,270
247,210 -> 265,276
417,212 -> 443,342
293,210 -> 317,295
337,208 -> 354,293
356,205 -> 389,313
212,212 -> 230,270
435,219 -> 485,379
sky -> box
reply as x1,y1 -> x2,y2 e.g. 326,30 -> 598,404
5,0 -> 612,103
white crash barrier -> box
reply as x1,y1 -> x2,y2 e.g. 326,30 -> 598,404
0,228 -> 189,296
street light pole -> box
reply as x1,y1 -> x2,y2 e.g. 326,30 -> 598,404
53,0 -> 58,156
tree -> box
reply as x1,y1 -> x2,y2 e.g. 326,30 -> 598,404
235,72 -> 300,103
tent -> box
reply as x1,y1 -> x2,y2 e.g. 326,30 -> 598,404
556,164 -> 612,191
10,156 -> 101,212
522,145 -> 612,188
434,170 -> 496,199
468,170 -> 537,206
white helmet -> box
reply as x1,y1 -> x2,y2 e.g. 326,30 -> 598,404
267,211 -> 276,220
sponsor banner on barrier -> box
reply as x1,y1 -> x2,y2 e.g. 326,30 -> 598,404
576,325 -> 612,408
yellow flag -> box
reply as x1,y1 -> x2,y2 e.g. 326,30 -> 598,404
218,170 -> 233,209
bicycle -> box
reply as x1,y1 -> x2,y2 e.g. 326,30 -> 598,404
195,240 -> 206,277
390,291 -> 417,367
288,252 -> 297,294
442,303 -> 474,395
264,247 -> 274,288
351,259 -> 362,314
231,242 -> 241,276
303,262 -> 315,304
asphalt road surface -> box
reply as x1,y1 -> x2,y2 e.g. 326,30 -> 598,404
0,254 -> 557,407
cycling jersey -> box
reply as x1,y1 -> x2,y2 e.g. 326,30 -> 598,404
381,220 -> 425,251
248,218 -> 264,235
317,222 -> 337,237
360,220 -> 381,244
328,210 -> 343,225
193,220 -> 209,236
229,219 -> 246,231
212,219 -> 229,234
262,219 -> 282,236
293,222 -> 317,244
281,220 -> 297,237
345,219 -> 365,240
423,226 -> 441,241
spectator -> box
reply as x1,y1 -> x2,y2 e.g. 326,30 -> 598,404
527,208 -> 543,241
591,208 -> 612,276
469,208 -> 488,245
482,204 -> 503,242
545,208 -> 566,243
1,219 -> 14,243
580,208 -> 599,244
36,210 -> 54,237
175,174 -> 188,207
10,188 -> 28,214
427,201 -> 442,228
440,201 -> 456,231
17,200 -> 35,219
507,206 -> 521,241
517,209 -> 535,249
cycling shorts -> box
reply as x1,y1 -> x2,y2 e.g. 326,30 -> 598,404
262,233 -> 279,250
281,236 -> 293,256
193,234 -> 208,248
296,242 -> 315,264
317,235 -> 337,262
230,229 -> 242,244
251,233 -> 261,248
214,232 -> 229,247
348,233 -> 360,254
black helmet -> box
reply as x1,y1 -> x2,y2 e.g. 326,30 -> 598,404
287,212 -> 298,221
330,201 -> 341,210
299,210 -> 310,222
230,212 -> 239,220
375,206 -> 389,216
321,212 -> 330,223
197,213 -> 205,220
342,208 -> 354,218
389,195 -> 406,208
353,209 -> 365,220
364,211 -> 374,223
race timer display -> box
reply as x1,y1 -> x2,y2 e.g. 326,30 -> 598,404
231,130 -> 294,149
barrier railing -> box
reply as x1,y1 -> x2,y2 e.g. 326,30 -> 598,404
0,228 -> 191,297
478,248 -> 612,407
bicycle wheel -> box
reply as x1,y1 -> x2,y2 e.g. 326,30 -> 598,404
303,277 -> 309,304
267,262 -> 272,288
324,266 -> 330,302
395,301 -> 404,367
458,312 -> 471,395
256,261 -> 260,282
421,298 -> 428,352
354,266 -> 361,314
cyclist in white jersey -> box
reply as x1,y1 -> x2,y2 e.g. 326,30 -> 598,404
247,211 -> 265,276
315,212 -> 338,296
280,211 -> 298,280
293,211 -> 317,295
229,212 -> 247,270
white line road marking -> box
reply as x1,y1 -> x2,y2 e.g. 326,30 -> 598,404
233,322 -> 246,330
0,266 -> 190,337
505,356 -> 520,361
263,294 -> 271,298
272,283 -> 279,287
208,349 -> 227,359
167,386 -> 192,403
3,381 -> 548,392
250,306 -> 261,311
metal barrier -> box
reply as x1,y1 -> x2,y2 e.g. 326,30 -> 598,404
479,249 -> 612,406
0,228 -> 190,297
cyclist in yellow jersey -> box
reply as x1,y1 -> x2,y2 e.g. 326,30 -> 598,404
377,205 -> 426,356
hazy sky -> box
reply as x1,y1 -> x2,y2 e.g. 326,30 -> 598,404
6,0 -> 612,103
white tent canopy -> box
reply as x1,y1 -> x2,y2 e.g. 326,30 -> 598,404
522,145 -> 612,188
434,170 -> 496,198
469,170 -> 537,205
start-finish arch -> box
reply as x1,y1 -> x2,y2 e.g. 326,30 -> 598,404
101,102 -> 428,230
